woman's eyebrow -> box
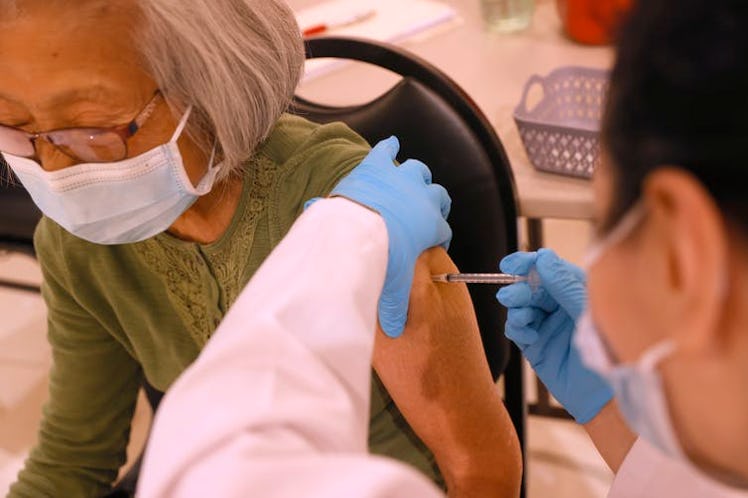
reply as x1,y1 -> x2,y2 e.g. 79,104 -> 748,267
0,92 -> 25,107
45,84 -> 120,108
0,84 -> 120,111
0,94 -> 32,124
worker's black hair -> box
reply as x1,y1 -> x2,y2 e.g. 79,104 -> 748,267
602,0 -> 748,233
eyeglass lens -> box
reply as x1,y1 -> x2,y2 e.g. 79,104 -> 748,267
0,125 -> 35,158
46,129 -> 127,163
0,125 -> 127,163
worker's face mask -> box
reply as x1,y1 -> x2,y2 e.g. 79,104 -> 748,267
573,203 -> 686,460
2,106 -> 220,245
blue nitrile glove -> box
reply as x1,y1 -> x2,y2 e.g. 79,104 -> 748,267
496,249 -> 614,423
327,136 -> 452,338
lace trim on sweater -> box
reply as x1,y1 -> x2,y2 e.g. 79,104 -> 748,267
133,155 -> 278,347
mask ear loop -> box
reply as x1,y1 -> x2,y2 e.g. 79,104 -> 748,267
191,139 -> 221,196
638,340 -> 677,371
169,105 -> 193,143
174,106 -> 220,176
206,139 -> 218,172
170,105 -> 221,196
584,201 -> 648,269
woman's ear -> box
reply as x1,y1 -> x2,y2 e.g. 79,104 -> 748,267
642,167 -> 729,351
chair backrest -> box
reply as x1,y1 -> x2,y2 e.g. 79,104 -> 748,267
0,160 -> 40,256
293,37 -> 519,378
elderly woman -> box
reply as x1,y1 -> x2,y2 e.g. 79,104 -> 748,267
0,1 -> 520,497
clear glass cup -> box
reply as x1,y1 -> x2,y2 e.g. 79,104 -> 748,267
480,0 -> 535,33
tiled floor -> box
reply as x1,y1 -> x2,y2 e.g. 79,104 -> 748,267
0,219 -> 608,497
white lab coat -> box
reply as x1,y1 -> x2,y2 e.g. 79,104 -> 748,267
137,197 -> 747,498
609,438 -> 747,498
136,198 -> 443,498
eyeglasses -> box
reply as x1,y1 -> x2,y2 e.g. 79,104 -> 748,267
0,91 -> 161,164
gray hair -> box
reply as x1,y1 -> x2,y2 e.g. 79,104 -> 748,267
137,0 -> 304,179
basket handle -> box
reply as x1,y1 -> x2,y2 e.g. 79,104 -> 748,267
518,74 -> 545,115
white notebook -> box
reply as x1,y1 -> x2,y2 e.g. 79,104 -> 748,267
296,0 -> 458,81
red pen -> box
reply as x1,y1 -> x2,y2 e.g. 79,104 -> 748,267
302,9 -> 376,37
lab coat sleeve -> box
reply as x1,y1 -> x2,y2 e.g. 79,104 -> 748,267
608,438 -> 748,498
136,197 -> 444,498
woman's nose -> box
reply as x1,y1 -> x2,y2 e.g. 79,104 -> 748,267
34,137 -> 78,171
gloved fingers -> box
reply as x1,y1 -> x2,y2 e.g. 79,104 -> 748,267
536,249 -> 588,318
505,324 -> 540,348
436,217 -> 453,251
378,294 -> 408,338
497,281 -> 533,308
529,286 -> 561,313
537,248 -> 586,280
532,308 -> 575,351
303,197 -> 323,211
366,136 -> 400,166
377,265 -> 415,338
498,279 -> 561,314
506,306 -> 545,329
399,159 -> 433,185
427,183 -> 452,219
500,251 -> 538,275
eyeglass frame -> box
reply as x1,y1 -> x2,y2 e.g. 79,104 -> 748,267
0,90 -> 162,164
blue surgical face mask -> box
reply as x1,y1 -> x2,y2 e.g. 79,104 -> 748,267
2,107 -> 220,245
575,311 -> 684,459
573,203 -> 686,460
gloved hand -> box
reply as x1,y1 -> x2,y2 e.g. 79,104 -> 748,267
496,249 -> 613,423
327,136 -> 452,338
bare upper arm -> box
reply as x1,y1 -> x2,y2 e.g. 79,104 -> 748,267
372,247 -> 522,498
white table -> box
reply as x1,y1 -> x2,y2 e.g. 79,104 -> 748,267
292,0 -> 614,221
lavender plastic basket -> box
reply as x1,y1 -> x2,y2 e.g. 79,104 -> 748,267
513,66 -> 609,179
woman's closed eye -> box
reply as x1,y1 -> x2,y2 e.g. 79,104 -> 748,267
0,117 -> 32,130
0,98 -> 33,129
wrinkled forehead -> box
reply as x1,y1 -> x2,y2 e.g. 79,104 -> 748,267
0,0 -> 141,54
0,0 -> 18,18
1,0 -> 129,18
0,0 -> 152,114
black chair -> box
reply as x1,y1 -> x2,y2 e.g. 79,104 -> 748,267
0,161 -> 42,292
294,36 -> 526,495
0,160 -> 39,254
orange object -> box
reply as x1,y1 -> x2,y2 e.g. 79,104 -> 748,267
302,24 -> 329,37
301,9 -> 376,38
557,0 -> 633,45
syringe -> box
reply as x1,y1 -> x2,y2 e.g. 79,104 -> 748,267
432,269 -> 541,289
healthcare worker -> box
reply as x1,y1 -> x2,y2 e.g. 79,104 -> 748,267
136,138 -> 453,497
140,0 -> 748,496
498,0 -> 748,496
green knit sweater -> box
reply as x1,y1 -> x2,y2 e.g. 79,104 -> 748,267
9,115 -> 440,497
